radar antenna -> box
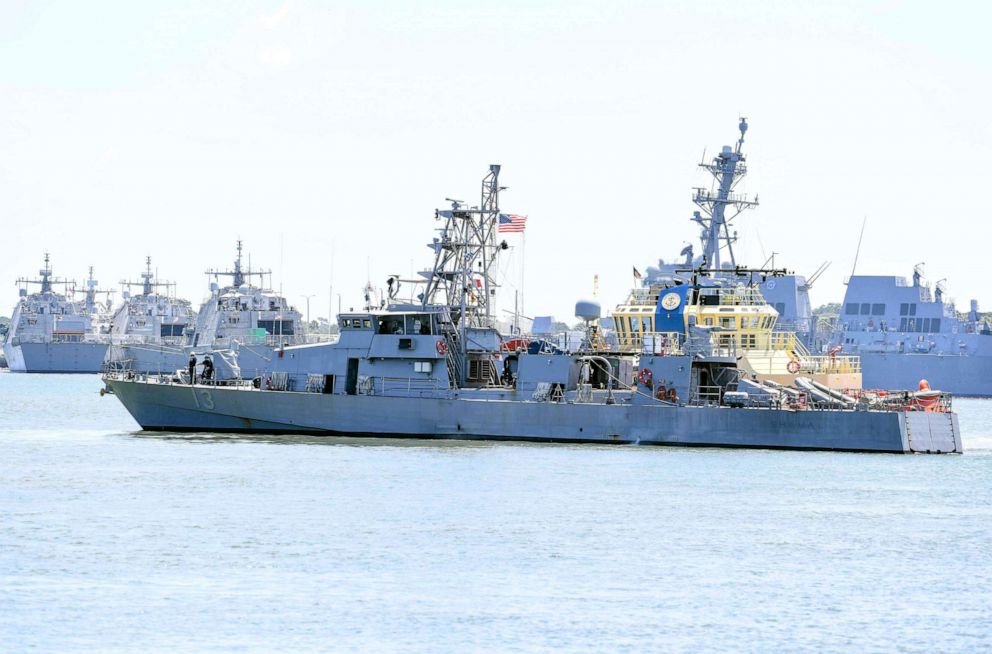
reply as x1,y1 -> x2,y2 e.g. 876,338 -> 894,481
120,257 -> 177,298
691,117 -> 758,271
206,241 -> 271,290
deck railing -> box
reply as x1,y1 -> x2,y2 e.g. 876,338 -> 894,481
614,331 -> 685,355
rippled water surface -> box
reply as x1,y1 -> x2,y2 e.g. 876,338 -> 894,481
1,373 -> 990,653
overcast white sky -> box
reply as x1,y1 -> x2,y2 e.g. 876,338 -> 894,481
2,0 -> 990,321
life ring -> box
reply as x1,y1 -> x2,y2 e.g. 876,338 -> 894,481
666,388 -> 677,402
638,368 -> 653,386
787,360 -> 801,374
436,339 -> 448,356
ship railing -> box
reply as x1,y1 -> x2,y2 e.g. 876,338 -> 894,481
797,355 -> 861,374
712,286 -> 768,306
840,388 -> 953,413
377,376 -> 444,397
690,385 -> 723,406
625,289 -> 655,305
692,188 -> 754,205
613,331 -> 684,355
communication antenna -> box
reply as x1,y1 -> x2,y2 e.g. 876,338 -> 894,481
802,261 -> 831,291
847,217 -> 867,284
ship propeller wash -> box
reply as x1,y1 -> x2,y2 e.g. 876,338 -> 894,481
103,166 -> 961,453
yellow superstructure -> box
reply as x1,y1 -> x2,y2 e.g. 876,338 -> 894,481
611,282 -> 862,390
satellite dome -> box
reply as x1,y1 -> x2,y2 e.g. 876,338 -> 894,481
574,299 -> 601,322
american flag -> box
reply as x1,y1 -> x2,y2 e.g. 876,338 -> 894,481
498,213 -> 528,233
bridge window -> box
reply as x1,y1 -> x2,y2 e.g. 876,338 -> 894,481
860,303 -> 871,315
845,303 -> 858,315
160,325 -> 185,337
405,314 -> 432,335
378,318 -> 405,335
258,319 -> 295,335
932,319 -> 941,333
642,316 -> 652,333
872,303 -> 885,316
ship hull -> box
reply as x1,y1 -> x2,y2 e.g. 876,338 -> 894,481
4,341 -> 109,373
859,353 -> 992,397
106,378 -> 961,454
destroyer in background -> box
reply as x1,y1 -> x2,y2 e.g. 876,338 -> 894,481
110,242 -> 309,376
831,265 -> 992,396
634,119 -> 840,380
3,255 -> 112,373
104,166 -> 960,454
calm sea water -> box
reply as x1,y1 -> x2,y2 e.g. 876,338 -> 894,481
1,373 -> 990,653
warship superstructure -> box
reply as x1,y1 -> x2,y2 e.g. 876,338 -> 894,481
104,166 -> 960,454
3,255 -> 112,373
831,266 -> 992,396
635,120 -> 842,383
105,258 -> 195,372
641,120 -> 825,351
612,266 -> 861,390
112,242 -> 308,376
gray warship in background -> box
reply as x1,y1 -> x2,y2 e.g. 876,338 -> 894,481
3,255 -> 113,373
639,118 -> 992,399
106,242 -> 311,376
640,118 -> 824,349
105,257 -> 195,371
830,265 -> 992,396
104,166 -> 960,454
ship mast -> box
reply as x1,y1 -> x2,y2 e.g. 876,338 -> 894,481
206,240 -> 270,290
120,257 -> 177,298
40,253 -> 52,294
691,118 -> 758,271
15,252 -> 65,296
422,165 -> 506,330
81,266 -> 113,312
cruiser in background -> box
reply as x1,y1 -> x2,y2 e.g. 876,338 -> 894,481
112,242 -> 309,376
3,255 -> 113,373
105,257 -> 195,373
831,265 -> 992,396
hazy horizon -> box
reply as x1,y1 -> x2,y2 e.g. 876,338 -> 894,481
3,1 -> 990,322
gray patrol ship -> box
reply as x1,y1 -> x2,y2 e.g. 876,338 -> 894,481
103,166 -> 961,453
4,255 -> 113,373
